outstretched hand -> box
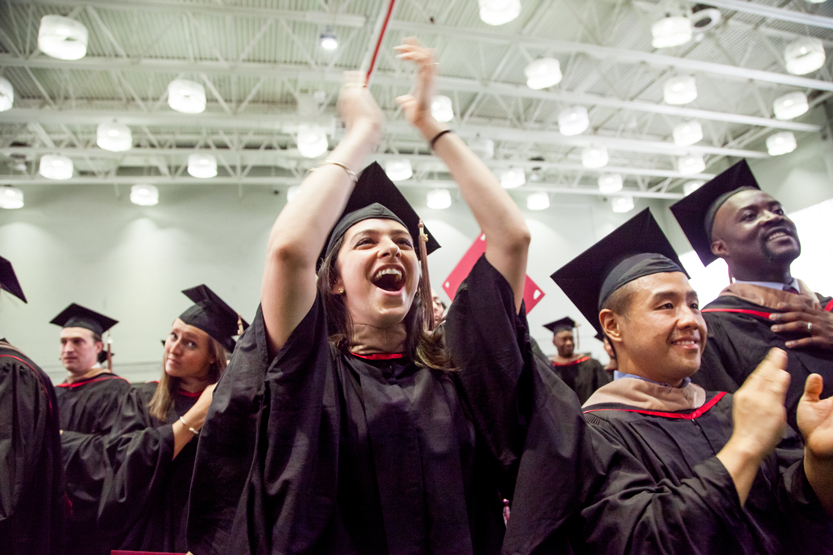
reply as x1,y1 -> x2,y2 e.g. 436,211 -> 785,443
798,374 -> 833,460
394,38 -> 442,132
337,71 -> 384,136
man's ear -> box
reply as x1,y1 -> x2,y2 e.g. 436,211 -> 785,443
599,309 -> 622,346
94,342 -> 104,354
711,238 -> 728,259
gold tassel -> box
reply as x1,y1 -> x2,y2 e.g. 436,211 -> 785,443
237,313 -> 244,336
106,333 -> 113,372
418,219 -> 434,332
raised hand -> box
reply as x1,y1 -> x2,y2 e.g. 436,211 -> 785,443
769,297 -> 833,351
394,37 -> 441,132
337,71 -> 384,138
798,373 -> 833,514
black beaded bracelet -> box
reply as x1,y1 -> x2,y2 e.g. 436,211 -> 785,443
430,129 -> 453,149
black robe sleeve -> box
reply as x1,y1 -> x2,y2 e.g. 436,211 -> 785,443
0,347 -> 65,555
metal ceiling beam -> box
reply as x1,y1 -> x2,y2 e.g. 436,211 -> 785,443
0,107 -> 769,159
0,55 -> 819,132
7,0 -> 368,27
0,173 -> 685,199
680,0 -> 833,31
386,20 -> 833,92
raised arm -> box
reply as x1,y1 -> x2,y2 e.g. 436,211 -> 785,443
395,38 -> 530,312
261,73 -> 384,355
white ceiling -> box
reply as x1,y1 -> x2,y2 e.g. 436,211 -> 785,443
1,0 -> 832,200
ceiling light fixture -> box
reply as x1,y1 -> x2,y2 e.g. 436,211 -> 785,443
130,184 -> 159,206
39,155 -> 73,180
651,16 -> 692,48
187,153 -> 217,178
663,76 -> 697,105
431,96 -> 454,122
677,153 -> 705,175
468,136 -> 495,159
611,195 -> 635,214
167,79 -> 206,114
558,106 -> 590,136
683,180 -> 705,195
479,0 -> 521,26
38,15 -> 88,60
385,159 -> 413,181
526,191 -> 550,210
598,173 -> 623,194
296,125 -> 329,158
0,186 -> 23,209
582,146 -> 609,169
427,188 -> 452,209
500,167 -> 526,189
96,122 -> 132,152
0,77 -> 13,112
524,58 -> 562,90
690,6 -> 721,33
773,91 -> 809,120
672,120 -> 703,146
320,27 -> 338,50
785,37 -> 825,75
766,132 -> 798,156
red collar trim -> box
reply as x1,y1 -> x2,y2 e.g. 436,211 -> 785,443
825,299 -> 833,312
552,355 -> 590,367
349,352 -> 406,360
56,373 -> 127,388
177,388 -> 203,398
583,391 -> 727,420
702,307 -> 773,319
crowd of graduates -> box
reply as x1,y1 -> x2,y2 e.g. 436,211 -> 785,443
2,39 -> 833,555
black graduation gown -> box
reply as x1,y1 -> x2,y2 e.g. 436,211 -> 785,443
189,256 -> 539,555
55,371 -> 132,434
552,355 -> 611,405
693,293 -> 833,432
0,340 -> 65,555
97,386 -> 202,552
582,391 -> 833,555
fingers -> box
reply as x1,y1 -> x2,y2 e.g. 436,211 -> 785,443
748,348 -> 790,397
770,318 -> 814,334
803,373 -> 824,403
342,71 -> 366,87
777,298 -> 817,312
770,309 -> 813,323
395,94 -> 414,107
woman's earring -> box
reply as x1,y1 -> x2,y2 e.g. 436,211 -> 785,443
338,288 -> 344,294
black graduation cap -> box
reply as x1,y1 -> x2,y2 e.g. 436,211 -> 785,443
178,285 -> 249,352
550,208 -> 687,336
543,317 -> 576,334
319,161 -> 441,268
97,349 -> 114,365
0,255 -> 26,303
669,159 -> 760,267
50,303 -> 118,336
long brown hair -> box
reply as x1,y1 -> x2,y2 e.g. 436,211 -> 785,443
147,335 -> 228,422
317,234 -> 451,371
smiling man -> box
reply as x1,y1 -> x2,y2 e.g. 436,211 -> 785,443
552,208 -> 833,554
544,317 -> 609,404
671,160 -> 833,432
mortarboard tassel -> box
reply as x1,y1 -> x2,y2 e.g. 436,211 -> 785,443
106,333 -> 113,371
418,220 -> 434,332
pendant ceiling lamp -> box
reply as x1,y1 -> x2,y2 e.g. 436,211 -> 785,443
187,153 -> 217,178
581,146 -> 609,169
427,188 -> 452,209
168,79 -> 206,114
683,180 -> 705,195
431,96 -> 454,122
320,27 -> 338,50
664,76 -> 697,105
611,195 -> 635,213
38,15 -> 88,60
773,92 -> 809,120
96,122 -> 132,152
785,37 -> 825,75
296,125 -> 329,158
0,77 -> 13,112
468,136 -> 495,159
651,16 -> 692,48
598,173 -> 623,194
524,58 -> 562,90
479,0 -> 521,26
672,120 -> 703,146
39,155 -> 73,180
385,159 -> 413,181
677,154 -> 705,175
766,132 -> 797,156
130,184 -> 159,206
558,106 -> 590,136
0,186 -> 24,209
499,167 -> 526,189
526,191 -> 549,210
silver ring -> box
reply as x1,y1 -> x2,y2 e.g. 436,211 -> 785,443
807,322 -> 813,332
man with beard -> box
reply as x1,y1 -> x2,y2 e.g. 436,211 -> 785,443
544,317 -> 609,404
670,159 -> 833,432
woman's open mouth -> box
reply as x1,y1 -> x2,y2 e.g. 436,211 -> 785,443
371,267 -> 405,292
